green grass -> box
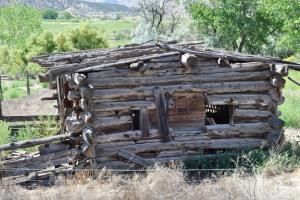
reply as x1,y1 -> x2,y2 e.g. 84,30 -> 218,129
42,18 -> 138,47
279,56 -> 300,128
1,79 -> 45,100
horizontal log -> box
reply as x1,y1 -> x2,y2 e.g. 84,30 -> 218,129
205,122 -> 271,138
233,109 -> 273,119
0,133 -> 73,152
88,71 -> 271,89
95,138 -> 267,157
207,94 -> 273,106
156,43 -> 281,63
92,101 -> 156,112
87,61 -> 268,80
92,116 -> 132,132
92,81 -> 272,101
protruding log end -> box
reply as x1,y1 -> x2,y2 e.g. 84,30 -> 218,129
267,129 -> 285,149
129,61 -> 144,71
268,116 -> 285,129
270,64 -> 289,76
181,53 -> 198,71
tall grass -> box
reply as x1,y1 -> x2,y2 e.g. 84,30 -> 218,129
0,121 -> 10,145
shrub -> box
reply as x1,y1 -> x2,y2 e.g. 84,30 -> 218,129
42,9 -> 59,20
68,24 -> 108,50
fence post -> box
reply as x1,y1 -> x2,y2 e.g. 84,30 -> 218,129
26,71 -> 30,96
0,75 -> 3,120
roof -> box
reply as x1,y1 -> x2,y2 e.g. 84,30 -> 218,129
32,41 -> 300,81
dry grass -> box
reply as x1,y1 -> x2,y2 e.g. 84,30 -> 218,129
1,166 -> 300,200
1,128 -> 299,200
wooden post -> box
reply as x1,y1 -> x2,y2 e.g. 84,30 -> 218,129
154,87 -> 170,142
26,71 -> 30,96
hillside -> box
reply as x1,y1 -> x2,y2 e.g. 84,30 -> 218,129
0,0 -> 137,13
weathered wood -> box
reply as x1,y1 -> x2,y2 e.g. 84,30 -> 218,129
88,71 -> 271,89
234,109 -> 273,119
96,130 -> 160,144
0,133 -> 73,151
129,61 -> 144,70
92,81 -> 272,101
117,149 -> 153,167
270,64 -> 289,76
75,52 -> 179,74
207,94 -> 272,106
96,138 -> 267,157
92,116 -> 132,133
139,108 -> 150,137
154,88 -> 170,142
181,53 -> 198,70
156,43 -> 281,63
271,75 -> 286,88
87,61 -> 269,80
268,116 -> 285,129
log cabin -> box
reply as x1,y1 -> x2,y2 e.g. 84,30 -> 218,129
2,41 -> 300,173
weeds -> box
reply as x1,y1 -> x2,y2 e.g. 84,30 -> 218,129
0,121 -> 10,145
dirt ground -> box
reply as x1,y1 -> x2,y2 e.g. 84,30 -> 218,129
1,89 -> 57,116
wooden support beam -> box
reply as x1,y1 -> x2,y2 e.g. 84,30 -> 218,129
118,149 -> 154,167
154,87 -> 170,142
139,108 -> 150,137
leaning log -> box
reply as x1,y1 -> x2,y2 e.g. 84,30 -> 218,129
0,133 -> 73,151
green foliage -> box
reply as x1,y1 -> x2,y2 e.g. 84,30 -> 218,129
0,46 -> 27,77
68,24 -> 108,50
0,121 -> 11,145
60,11 -> 72,20
190,0 -> 300,54
0,4 -> 42,47
56,33 -> 72,52
42,9 -> 59,20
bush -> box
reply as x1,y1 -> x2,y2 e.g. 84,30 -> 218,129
42,9 -> 59,20
68,24 -> 108,50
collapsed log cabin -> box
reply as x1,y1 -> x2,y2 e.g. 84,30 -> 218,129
2,41 -> 300,176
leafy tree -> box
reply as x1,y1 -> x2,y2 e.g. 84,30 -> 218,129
68,24 -> 108,50
42,9 -> 59,20
190,0 -> 300,54
0,5 -> 42,47
60,11 -> 73,20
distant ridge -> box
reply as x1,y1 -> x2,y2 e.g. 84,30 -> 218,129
0,0 -> 137,13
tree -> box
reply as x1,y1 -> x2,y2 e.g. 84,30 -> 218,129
42,9 -> 59,20
190,0 -> 300,54
0,5 -> 42,47
133,0 -> 194,43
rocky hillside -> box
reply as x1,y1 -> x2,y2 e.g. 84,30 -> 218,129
0,0 -> 137,13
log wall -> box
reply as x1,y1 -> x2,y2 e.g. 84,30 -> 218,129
57,54 -> 286,169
